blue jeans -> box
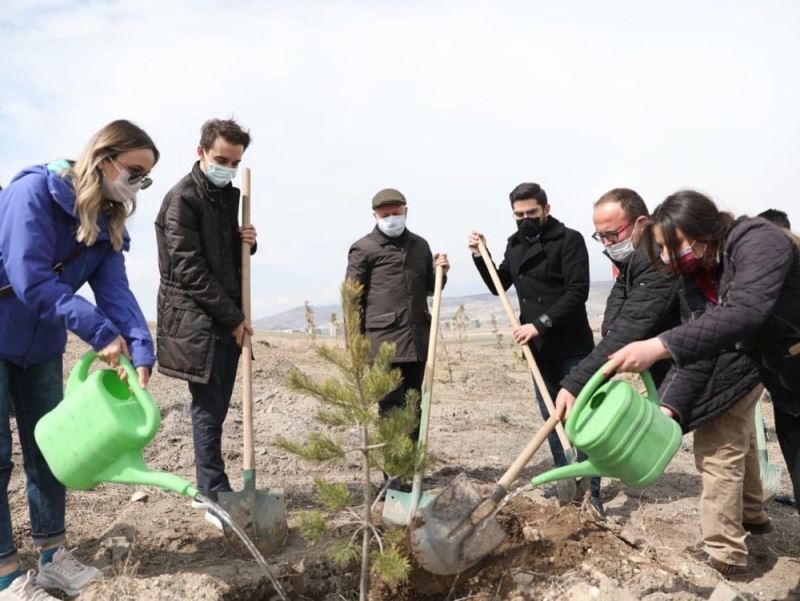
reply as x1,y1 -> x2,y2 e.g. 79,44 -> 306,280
533,354 -> 602,497
0,359 -> 67,567
188,336 -> 240,500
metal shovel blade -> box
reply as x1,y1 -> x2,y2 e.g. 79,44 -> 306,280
382,489 -> 436,527
217,472 -> 288,557
410,473 -> 506,575
754,398 -> 783,503
556,447 -> 580,502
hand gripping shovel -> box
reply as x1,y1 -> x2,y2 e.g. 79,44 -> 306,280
382,263 -> 445,526
475,239 -> 579,503
411,415 -> 560,575
755,391 -> 782,503
217,168 -> 288,557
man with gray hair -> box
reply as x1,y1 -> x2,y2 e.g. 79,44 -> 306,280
346,188 -> 449,489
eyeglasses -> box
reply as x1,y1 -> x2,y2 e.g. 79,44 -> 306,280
512,209 -> 541,220
591,222 -> 632,243
109,156 -> 153,189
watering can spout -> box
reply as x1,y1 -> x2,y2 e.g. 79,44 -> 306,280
530,459 -> 604,487
100,452 -> 198,499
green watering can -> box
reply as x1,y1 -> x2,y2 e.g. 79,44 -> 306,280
34,351 -> 197,498
531,362 -> 681,490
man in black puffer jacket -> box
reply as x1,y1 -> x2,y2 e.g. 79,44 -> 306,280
155,119 -> 257,513
556,189 -> 680,415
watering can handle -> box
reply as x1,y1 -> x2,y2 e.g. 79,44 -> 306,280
566,361 -> 658,441
67,351 -> 161,441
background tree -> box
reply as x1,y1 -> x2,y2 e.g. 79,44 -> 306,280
304,300 -> 317,346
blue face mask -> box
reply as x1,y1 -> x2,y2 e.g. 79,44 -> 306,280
204,161 -> 237,187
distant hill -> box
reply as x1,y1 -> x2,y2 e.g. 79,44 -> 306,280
254,281 -> 614,331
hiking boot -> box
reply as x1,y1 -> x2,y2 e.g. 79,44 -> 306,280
743,519 -> 774,535
707,556 -> 750,579
0,571 -> 59,600
35,547 -> 102,596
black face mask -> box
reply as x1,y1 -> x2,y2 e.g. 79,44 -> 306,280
517,217 -> 543,238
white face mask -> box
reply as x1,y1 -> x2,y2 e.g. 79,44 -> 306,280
377,214 -> 406,238
102,165 -> 142,205
604,222 -> 639,263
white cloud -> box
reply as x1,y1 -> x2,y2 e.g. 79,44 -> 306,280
2,0 -> 799,319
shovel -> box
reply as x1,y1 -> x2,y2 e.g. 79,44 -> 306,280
382,263 -> 445,526
475,239 -> 579,504
217,167 -> 288,557
411,415 -> 560,575
754,392 -> 782,503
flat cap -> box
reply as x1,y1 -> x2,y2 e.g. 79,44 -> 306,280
372,188 -> 407,209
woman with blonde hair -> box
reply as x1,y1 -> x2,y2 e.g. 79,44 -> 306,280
0,119 -> 158,599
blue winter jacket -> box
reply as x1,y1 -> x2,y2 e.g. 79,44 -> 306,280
0,163 -> 155,369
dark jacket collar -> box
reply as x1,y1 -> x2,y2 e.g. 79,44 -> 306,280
507,215 -> 565,246
190,161 -> 231,202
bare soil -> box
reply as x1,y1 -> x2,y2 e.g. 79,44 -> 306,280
8,330 -> 799,600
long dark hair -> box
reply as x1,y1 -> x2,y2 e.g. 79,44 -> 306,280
645,190 -> 734,272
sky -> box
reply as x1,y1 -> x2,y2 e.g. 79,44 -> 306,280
2,0 -> 799,320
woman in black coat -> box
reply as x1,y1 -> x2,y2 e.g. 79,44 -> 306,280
606,191 -> 800,525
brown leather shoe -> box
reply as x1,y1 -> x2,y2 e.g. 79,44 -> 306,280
742,519 -> 774,535
707,556 -> 750,578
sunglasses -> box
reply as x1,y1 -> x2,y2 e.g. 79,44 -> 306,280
108,156 -> 153,189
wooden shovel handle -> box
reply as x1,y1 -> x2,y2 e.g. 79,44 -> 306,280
470,415 -> 560,522
476,239 -> 573,452
498,415 -> 560,489
417,263 -> 444,453
241,167 -> 254,471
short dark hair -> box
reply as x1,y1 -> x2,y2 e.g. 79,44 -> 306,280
509,182 -> 547,208
199,118 -> 251,151
758,209 -> 791,230
594,188 -> 649,221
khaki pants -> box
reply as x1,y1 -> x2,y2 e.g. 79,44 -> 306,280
693,385 -> 767,566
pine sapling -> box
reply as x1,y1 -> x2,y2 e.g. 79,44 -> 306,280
452,304 -> 470,360
278,280 -> 429,600
490,312 -> 503,350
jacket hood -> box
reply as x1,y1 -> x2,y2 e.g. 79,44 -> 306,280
10,162 -> 76,216
9,162 -> 128,247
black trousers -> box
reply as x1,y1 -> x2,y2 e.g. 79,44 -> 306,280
379,361 -> 425,443
188,336 -> 241,499
774,407 -> 800,512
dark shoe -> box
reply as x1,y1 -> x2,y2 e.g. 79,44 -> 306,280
774,495 -> 797,508
542,485 -> 559,499
588,494 -> 605,517
707,556 -> 749,578
388,480 -> 412,493
743,519 -> 774,535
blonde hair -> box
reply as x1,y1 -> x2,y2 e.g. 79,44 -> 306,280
67,120 -> 159,251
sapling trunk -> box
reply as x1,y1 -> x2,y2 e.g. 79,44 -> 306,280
360,423 -> 371,601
